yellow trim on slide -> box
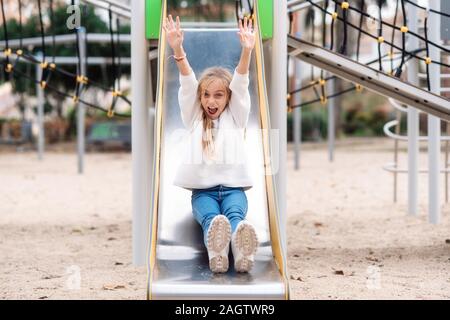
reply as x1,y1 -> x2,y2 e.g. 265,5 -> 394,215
147,0 -> 167,300
147,0 -> 289,300
253,3 -> 290,300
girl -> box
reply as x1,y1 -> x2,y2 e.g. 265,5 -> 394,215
163,15 -> 258,274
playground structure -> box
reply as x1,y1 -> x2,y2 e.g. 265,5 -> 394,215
1,0 -> 449,300
286,0 -> 450,227
138,0 -> 449,300
139,0 -> 290,299
0,0 -> 131,170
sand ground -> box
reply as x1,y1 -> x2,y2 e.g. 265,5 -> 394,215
1,138 -> 449,300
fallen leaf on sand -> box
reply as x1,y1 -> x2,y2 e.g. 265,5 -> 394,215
366,256 -> 380,262
103,284 -> 126,290
314,222 -> 323,228
107,224 -> 120,233
42,275 -> 62,280
290,275 -> 304,281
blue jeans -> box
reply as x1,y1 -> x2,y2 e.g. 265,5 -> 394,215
191,185 -> 248,247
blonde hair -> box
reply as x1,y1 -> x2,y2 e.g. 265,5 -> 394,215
197,67 -> 232,158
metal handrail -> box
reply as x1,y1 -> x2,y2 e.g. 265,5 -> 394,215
388,98 -> 408,113
383,120 -> 450,141
385,98 -> 450,202
382,162 -> 450,173
80,0 -> 131,19
288,0 -> 325,13
0,33 -> 131,48
81,0 -> 130,12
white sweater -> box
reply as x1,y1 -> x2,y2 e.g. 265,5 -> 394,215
173,68 -> 253,190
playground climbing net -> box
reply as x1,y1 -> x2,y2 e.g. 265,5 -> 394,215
288,0 -> 450,111
0,0 -> 131,118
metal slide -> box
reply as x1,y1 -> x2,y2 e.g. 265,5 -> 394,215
288,36 -> 450,122
147,4 -> 289,300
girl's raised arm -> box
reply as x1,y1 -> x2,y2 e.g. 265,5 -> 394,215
236,16 -> 256,75
163,15 -> 191,76
227,17 -> 255,128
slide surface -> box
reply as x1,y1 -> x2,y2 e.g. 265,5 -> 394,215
147,9 -> 288,300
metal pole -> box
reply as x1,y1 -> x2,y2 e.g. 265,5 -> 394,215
293,12 -> 302,170
327,74 -> 335,162
406,0 -> 419,215
132,0 -> 151,266
77,27 -> 87,174
394,109 -> 401,202
293,80 -> 302,170
270,0 -> 288,254
446,123 -> 449,202
428,0 -> 441,224
36,52 -> 44,160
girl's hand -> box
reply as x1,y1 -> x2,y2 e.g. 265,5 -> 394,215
163,15 -> 184,51
237,16 -> 256,51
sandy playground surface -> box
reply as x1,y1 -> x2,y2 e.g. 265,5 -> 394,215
0,137 -> 449,300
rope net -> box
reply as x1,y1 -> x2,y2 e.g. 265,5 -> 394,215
0,0 -> 131,118
288,0 -> 450,110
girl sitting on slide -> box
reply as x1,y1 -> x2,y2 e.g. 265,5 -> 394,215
163,14 -> 259,273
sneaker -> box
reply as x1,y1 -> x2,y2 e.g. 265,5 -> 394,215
206,215 -> 231,273
231,221 -> 258,273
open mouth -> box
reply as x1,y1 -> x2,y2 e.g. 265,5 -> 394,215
207,107 -> 218,115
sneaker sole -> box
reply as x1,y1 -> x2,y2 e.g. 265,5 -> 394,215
207,216 -> 231,273
234,223 -> 258,273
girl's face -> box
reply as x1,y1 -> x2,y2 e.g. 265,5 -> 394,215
200,79 -> 229,120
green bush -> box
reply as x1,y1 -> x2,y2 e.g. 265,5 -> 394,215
287,91 -> 394,141
342,93 -> 392,136
287,106 -> 328,142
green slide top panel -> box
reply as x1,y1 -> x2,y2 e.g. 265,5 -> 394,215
257,0 -> 273,40
146,0 -> 162,40
145,0 -> 272,40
